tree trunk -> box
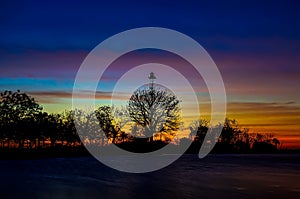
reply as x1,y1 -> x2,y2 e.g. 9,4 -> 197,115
51,139 -> 55,148
19,139 -> 23,149
149,136 -> 154,142
37,138 -> 40,148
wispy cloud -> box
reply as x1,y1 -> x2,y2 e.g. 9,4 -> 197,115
28,90 -> 129,104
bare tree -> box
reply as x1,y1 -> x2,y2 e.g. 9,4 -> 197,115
127,87 -> 180,142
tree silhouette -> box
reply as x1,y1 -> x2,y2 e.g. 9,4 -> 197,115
272,138 -> 280,149
189,119 -> 209,144
38,112 -> 61,148
128,87 -> 180,142
0,90 -> 42,148
0,90 -> 283,156
59,111 -> 80,146
94,105 -> 130,144
72,109 -> 103,146
219,118 -> 241,145
35,112 -> 50,148
94,106 -> 114,144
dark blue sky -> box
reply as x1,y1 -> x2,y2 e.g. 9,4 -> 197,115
1,0 -> 299,99
1,0 -> 299,53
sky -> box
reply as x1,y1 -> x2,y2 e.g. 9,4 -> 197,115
0,0 -> 300,148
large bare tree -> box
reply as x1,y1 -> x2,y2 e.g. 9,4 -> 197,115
127,87 -> 180,142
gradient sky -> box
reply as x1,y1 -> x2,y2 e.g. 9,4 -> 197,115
0,0 -> 300,148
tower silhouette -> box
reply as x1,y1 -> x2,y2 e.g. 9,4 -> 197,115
148,72 -> 156,90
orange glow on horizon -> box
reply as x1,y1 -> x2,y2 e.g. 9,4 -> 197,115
39,97 -> 300,149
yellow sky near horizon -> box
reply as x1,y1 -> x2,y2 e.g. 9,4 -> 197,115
38,94 -> 300,149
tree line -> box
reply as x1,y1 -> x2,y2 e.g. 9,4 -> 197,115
0,90 -> 280,154
0,88 -> 180,149
185,118 -> 281,153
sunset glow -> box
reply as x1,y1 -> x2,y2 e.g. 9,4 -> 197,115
0,1 -> 299,148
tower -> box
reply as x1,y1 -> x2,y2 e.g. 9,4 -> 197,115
148,72 -> 156,90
